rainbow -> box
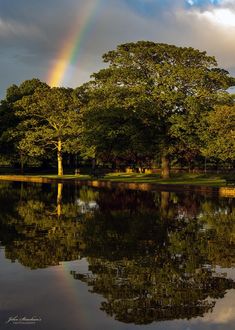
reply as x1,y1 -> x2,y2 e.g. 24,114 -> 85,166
47,0 -> 101,87
54,260 -> 90,327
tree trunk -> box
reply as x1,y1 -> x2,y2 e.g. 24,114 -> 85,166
92,158 -> 96,170
57,139 -> 63,176
161,154 -> 170,179
57,183 -> 63,218
160,191 -> 170,218
20,153 -> 24,175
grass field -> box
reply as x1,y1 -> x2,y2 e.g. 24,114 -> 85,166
0,171 -> 232,187
102,172 -> 228,186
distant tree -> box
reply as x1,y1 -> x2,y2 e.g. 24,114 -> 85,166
15,85 -> 81,175
78,41 -> 234,177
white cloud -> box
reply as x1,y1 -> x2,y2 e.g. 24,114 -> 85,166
0,18 -> 42,38
220,0 -> 235,6
197,8 -> 235,27
201,289 -> 235,325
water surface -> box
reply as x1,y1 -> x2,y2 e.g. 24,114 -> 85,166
0,181 -> 234,330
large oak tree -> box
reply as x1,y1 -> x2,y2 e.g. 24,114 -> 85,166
78,41 -> 234,177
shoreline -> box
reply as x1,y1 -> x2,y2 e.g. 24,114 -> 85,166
0,174 -> 234,197
0,173 -> 229,187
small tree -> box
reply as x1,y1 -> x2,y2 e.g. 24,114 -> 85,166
16,84 -> 81,175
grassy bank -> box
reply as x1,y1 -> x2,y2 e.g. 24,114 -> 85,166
0,172 -> 233,186
102,172 -> 229,186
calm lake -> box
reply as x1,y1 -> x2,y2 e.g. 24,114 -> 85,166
0,181 -> 234,330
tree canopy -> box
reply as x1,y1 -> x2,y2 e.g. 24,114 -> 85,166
201,104 -> 235,162
0,78 -> 47,167
14,84 -> 81,175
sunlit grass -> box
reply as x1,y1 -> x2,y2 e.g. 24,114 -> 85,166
0,172 -> 231,187
36,174 -> 91,180
102,172 -> 227,186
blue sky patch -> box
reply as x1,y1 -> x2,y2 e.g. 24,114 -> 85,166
185,0 -> 221,8
123,0 -> 174,18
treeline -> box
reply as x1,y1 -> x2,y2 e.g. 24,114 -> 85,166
0,41 -> 235,177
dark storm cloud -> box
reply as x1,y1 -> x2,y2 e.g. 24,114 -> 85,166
0,0 -> 234,97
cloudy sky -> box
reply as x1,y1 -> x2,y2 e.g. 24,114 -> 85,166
0,0 -> 235,98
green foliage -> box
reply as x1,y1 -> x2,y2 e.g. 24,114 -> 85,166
201,104 -> 235,161
16,85 -> 79,150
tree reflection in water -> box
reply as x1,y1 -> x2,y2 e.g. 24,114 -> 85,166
0,182 -> 234,323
